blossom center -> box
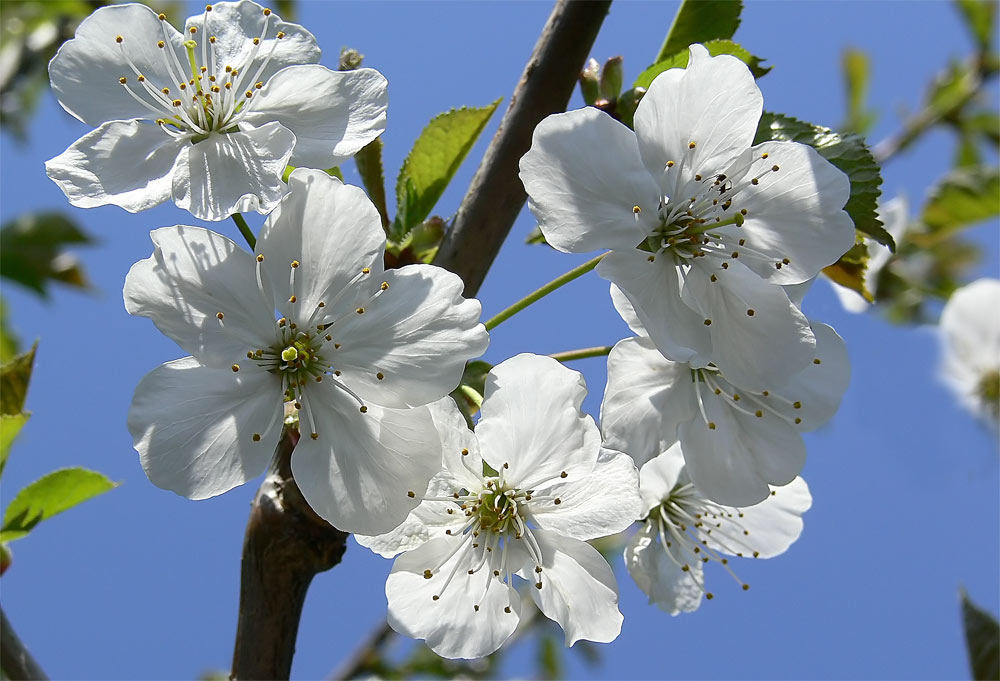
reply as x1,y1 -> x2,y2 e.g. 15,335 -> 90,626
114,5 -> 286,141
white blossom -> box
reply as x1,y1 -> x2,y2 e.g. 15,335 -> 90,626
356,355 -> 641,659
939,278 -> 1000,422
519,44 -> 854,391
125,169 -> 488,535
601,289 -> 849,506
625,443 -> 811,614
46,1 -> 387,221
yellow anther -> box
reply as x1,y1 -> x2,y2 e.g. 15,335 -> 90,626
795,417 -> 802,424
793,401 -> 802,409
179,82 -> 187,90
362,267 -> 371,274
263,7 -> 272,15
245,90 -> 253,98
157,40 -> 165,48
761,152 -> 769,159
288,295 -> 297,303
216,312 -> 225,320
252,433 -> 261,442
310,432 -> 319,440
172,99 -> 182,106
633,205 -> 641,214
189,26 -> 197,34
380,281 -> 389,291
119,77 -> 127,84
703,319 -> 712,326
115,35 -> 124,43
256,254 -> 264,262
356,307 -> 365,314
255,81 -> 263,89
252,37 -> 260,45
158,13 -> 166,20
461,448 -> 469,456
209,36 -> 216,43
231,364 -> 239,372
137,74 -> 145,82
161,87 -> 170,94
407,491 -> 415,498
647,255 -> 655,262
688,141 -> 696,149
813,358 -> 822,365
359,405 -> 368,414
708,422 -> 717,430
747,309 -> 755,316
376,372 -> 384,381
276,31 -> 285,38
772,164 -> 780,172
755,410 -> 763,417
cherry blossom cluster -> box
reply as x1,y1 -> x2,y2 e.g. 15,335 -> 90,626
519,45 -> 854,616
47,3 -> 859,663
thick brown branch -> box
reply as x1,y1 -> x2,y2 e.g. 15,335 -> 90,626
231,429 -> 349,680
231,2 -> 611,678
433,0 -> 613,297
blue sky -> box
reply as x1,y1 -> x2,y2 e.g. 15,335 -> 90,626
1,1 -> 997,679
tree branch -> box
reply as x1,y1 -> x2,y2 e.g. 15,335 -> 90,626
231,2 -> 611,678
231,429 -> 349,680
433,0 -> 613,297
1,605 -> 48,681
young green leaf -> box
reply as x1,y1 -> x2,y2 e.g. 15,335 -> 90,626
635,39 -> 769,89
394,99 -> 502,237
0,413 -> 29,478
0,342 -> 36,416
0,467 -> 117,542
961,589 -> 1000,681
955,0 -> 996,52
0,212 -> 93,297
656,0 -> 742,63
841,48 -> 877,135
920,166 -> 1000,242
754,112 -> 890,249
354,138 -> 390,233
0,296 -> 19,365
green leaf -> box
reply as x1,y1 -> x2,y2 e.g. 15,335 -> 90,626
394,99 -> 502,237
0,296 -> 20,364
955,0 -> 996,51
823,240 -> 873,302
657,0 -> 742,63
0,212 -> 93,297
354,138 -> 390,233
754,112 -> 890,249
961,589 -> 1000,681
0,342 -> 36,416
0,413 -> 29,478
525,225 -> 549,246
636,39 -> 769,89
0,467 -> 117,542
921,167 -> 1000,241
841,48 -> 877,135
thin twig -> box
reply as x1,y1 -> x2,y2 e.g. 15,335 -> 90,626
0,605 -> 48,681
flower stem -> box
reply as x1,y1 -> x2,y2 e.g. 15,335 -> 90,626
484,253 -> 605,331
548,345 -> 613,363
232,213 -> 256,250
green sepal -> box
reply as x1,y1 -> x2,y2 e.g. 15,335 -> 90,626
394,99 -> 502,238
635,39 -> 770,90
754,112 -> 890,249
656,0 -> 742,63
0,467 -> 117,542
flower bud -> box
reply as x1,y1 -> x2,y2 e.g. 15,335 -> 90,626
338,47 -> 364,71
599,55 -> 624,101
579,57 -> 600,105
616,86 -> 646,129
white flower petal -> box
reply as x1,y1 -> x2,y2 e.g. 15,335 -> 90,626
705,477 -> 811,559
624,522 -> 703,615
476,354 -> 599,489
529,448 -> 640,541
257,168 -> 385,322
682,260 -> 815,392
633,45 -> 762,193
679,391 -> 806,507
45,120 -> 183,213
184,0 -> 321,82
290,381 -> 441,535
637,445 -> 688,515
331,264 -> 488,408
601,336 -> 697,466
248,65 -> 389,168
519,107 -> 661,253
599,250 -> 710,364
354,485 -> 463,559
124,225 -> 276,367
524,529 -> 623,646
386,537 -> 520,659
729,140 -> 855,284
171,122 -> 294,221
127,357 -> 282,499
776,322 -> 851,432
49,4 -> 186,126
941,278 -> 1000,376
609,284 -> 646,335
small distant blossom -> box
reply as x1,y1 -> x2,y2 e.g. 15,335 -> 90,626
125,169 -> 488,535
939,278 -> 1000,422
830,196 -> 908,313
601,289 -> 849,506
625,443 -> 811,614
356,355 -> 641,659
46,0 -> 387,221
520,44 -> 854,391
